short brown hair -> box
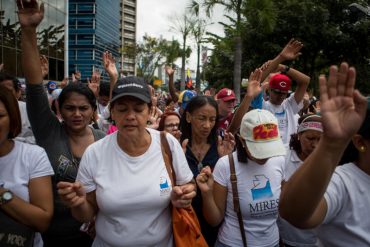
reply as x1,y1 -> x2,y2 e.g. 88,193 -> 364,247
0,85 -> 21,138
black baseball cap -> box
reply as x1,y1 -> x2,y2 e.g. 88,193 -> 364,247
111,76 -> 151,104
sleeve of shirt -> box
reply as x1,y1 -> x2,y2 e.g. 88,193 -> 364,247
250,91 -> 264,109
26,83 -> 61,141
166,133 -> 194,185
29,145 -> 54,179
213,155 -> 230,187
77,145 -> 97,193
323,171 -> 347,224
286,93 -> 303,114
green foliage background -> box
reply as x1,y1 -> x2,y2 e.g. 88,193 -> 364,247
204,0 -> 370,96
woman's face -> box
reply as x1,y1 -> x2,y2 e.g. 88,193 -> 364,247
186,103 -> 217,140
111,96 -> 150,136
0,100 -> 10,146
299,129 -> 322,159
164,115 -> 180,137
60,92 -> 94,133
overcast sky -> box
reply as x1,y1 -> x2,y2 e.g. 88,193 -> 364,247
137,0 -> 227,70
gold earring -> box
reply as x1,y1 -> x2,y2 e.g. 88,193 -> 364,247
359,146 -> 366,153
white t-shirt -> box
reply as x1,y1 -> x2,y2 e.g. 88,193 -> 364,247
213,152 -> 285,247
15,101 -> 36,144
77,129 -> 194,247
0,140 -> 53,201
0,141 -> 54,247
318,163 -> 370,246
278,149 -> 321,247
262,94 -> 302,146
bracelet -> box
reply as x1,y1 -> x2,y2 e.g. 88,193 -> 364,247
282,65 -> 290,74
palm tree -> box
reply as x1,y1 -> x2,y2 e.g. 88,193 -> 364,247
169,13 -> 194,91
190,0 -> 244,102
190,18 -> 208,92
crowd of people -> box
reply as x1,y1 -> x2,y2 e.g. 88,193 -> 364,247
0,1 -> 369,247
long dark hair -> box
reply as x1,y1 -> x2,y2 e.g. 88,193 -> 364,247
340,107 -> 370,165
0,85 -> 21,138
180,96 -> 219,145
235,133 -> 249,163
58,83 -> 97,111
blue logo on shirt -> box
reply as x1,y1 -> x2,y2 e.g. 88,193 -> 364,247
251,175 -> 273,200
159,177 -> 169,189
274,110 -> 286,117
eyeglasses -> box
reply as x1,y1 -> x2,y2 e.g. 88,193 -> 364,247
164,123 -> 179,129
271,89 -> 288,95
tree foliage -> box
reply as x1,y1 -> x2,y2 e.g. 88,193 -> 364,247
205,0 -> 370,96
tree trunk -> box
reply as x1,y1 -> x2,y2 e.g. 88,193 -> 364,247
196,43 -> 201,92
181,35 -> 186,91
233,36 -> 242,103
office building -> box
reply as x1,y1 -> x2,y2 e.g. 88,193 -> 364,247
0,0 -> 66,81
69,0 -> 121,81
120,0 -> 137,76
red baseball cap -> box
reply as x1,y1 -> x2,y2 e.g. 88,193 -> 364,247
269,74 -> 291,92
216,88 -> 236,102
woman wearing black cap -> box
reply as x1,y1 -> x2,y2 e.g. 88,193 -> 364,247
279,63 -> 370,246
58,76 -> 197,246
17,2 -> 105,246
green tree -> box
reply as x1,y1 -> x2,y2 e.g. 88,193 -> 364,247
205,0 -> 370,96
164,39 -> 182,68
190,0 -> 245,101
170,13 -> 194,90
136,35 -> 168,83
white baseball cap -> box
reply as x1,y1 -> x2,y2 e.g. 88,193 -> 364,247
240,109 -> 286,159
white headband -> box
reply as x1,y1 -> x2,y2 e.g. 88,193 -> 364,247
297,115 -> 323,133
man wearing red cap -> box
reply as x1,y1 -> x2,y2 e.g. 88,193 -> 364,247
215,88 -> 236,134
262,68 -> 309,146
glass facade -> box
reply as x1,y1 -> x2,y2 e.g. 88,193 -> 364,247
69,0 -> 120,82
0,0 -> 66,81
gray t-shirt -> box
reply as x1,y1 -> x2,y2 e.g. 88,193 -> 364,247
26,83 -> 105,240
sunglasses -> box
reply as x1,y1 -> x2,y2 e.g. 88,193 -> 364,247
271,89 -> 288,95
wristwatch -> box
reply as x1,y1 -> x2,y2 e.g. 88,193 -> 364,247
0,190 -> 13,205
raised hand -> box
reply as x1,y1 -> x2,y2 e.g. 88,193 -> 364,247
60,77 -> 68,89
103,51 -> 118,79
57,181 -> 86,208
319,62 -> 367,142
147,106 -> 161,129
247,68 -> 263,98
87,77 -> 99,98
91,69 -> 101,85
196,166 -> 214,193
217,131 -> 235,157
259,60 -> 271,71
16,0 -> 44,28
279,38 -> 303,61
40,55 -> 49,78
165,66 -> 175,77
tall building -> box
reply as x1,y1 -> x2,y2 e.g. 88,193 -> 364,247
69,0 -> 121,81
120,0 -> 137,76
0,0 -> 66,81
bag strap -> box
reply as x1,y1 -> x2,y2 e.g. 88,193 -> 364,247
160,131 -> 176,186
228,153 -> 247,247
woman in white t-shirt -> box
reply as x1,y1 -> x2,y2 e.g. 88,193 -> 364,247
278,114 -> 323,247
57,76 -> 196,247
279,62 -> 370,247
0,86 -> 54,247
196,109 -> 286,247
